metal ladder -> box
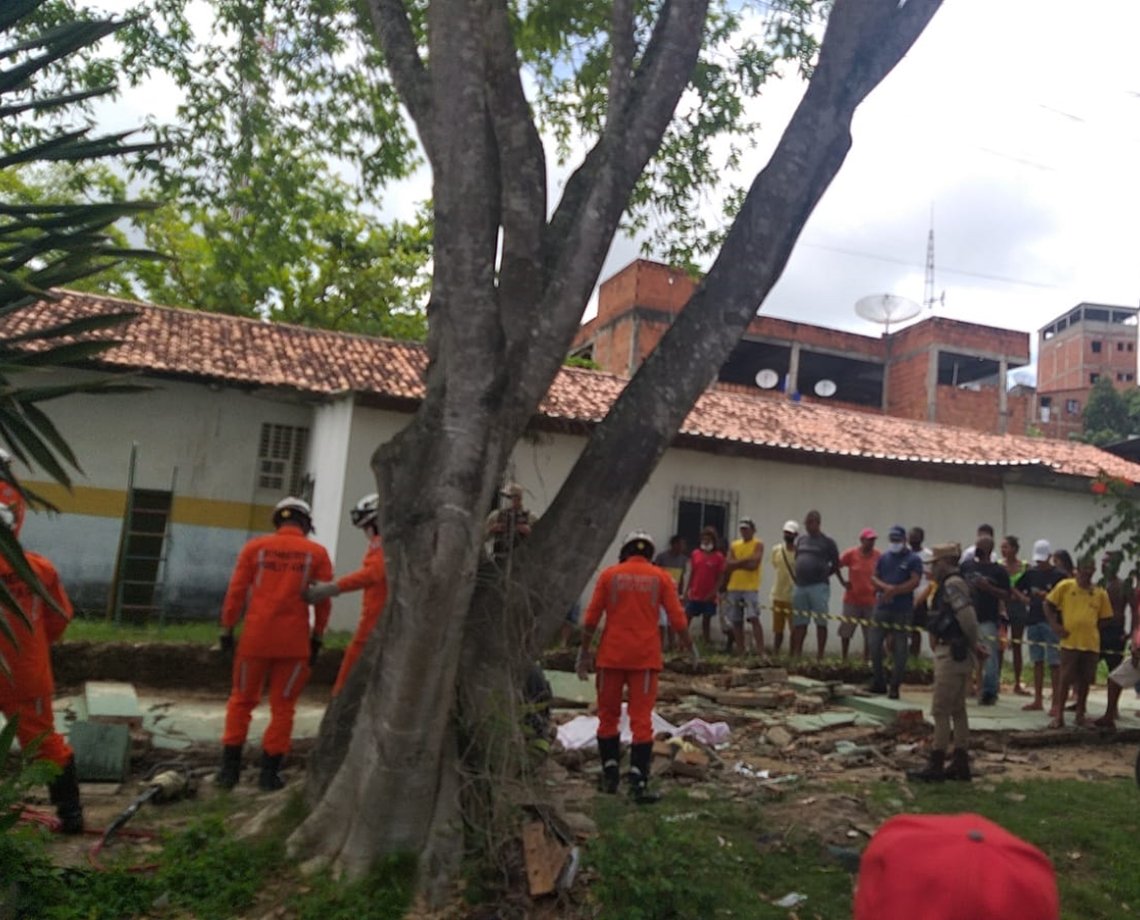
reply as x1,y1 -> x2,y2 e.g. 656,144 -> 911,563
107,443 -> 178,629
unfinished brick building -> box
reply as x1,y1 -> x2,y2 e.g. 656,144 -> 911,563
1035,304 -> 1139,440
572,259 -> 1033,436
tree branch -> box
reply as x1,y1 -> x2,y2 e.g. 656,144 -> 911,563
522,0 -> 946,642
363,0 -> 436,163
483,0 -> 547,343
502,0 -> 709,416
546,0 -> 708,257
607,0 -> 636,121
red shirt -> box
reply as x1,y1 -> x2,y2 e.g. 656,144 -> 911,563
584,556 -> 686,671
686,548 -> 726,602
840,546 -> 880,607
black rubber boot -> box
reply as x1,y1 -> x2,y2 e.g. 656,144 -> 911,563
907,749 -> 946,783
216,744 -> 243,790
257,751 -> 285,791
627,742 -> 660,805
47,757 -> 84,834
944,748 -> 972,782
597,735 -> 621,794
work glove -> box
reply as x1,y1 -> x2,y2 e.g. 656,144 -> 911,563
218,632 -> 235,657
575,647 -> 593,681
304,581 -> 340,604
309,635 -> 323,667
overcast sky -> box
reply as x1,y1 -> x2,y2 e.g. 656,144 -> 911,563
98,1 -> 1139,382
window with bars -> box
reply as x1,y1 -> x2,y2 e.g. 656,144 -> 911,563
673,485 -> 738,553
257,424 -> 309,494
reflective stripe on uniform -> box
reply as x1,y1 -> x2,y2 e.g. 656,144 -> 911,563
282,662 -> 304,699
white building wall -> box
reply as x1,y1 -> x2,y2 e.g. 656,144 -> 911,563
321,405 -> 411,630
15,369 -> 314,617
307,396 -> 356,565
8,369 -> 1118,638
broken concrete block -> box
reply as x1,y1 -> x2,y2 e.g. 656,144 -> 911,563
766,725 -> 794,748
786,711 -> 858,734
546,672 -> 596,707
713,689 -> 782,708
84,681 -> 143,728
669,748 -> 709,779
69,720 -> 130,782
787,675 -> 830,690
754,667 -> 789,684
837,694 -> 923,724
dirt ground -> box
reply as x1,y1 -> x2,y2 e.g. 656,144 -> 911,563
19,665 -> 1140,916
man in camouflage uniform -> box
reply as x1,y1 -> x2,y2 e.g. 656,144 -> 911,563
909,543 -> 986,783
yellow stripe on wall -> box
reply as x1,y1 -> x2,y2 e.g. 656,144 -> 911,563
22,481 -> 273,533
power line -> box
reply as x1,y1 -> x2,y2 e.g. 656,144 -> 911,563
798,240 -> 1065,291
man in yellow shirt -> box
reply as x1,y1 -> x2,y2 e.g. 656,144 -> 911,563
723,517 -> 764,655
1044,556 -> 1112,729
769,521 -> 799,655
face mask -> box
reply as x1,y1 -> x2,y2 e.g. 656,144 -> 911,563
889,541 -> 905,554
700,541 -> 714,552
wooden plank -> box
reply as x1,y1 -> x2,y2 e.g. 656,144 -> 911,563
522,821 -> 569,897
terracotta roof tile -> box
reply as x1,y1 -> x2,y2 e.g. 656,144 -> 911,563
4,291 -> 1138,484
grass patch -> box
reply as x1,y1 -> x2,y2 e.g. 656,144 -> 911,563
291,853 -> 417,919
1,789 -> 415,920
66,615 -> 352,649
588,777 -> 1140,919
5,814 -> 284,919
868,777 -> 1140,920
589,792 -> 853,918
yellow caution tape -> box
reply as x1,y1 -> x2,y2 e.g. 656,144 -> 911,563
709,597 -> 1126,657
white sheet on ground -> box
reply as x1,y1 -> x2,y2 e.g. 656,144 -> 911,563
555,709 -> 731,751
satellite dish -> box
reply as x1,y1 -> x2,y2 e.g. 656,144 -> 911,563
755,368 -> 780,389
814,379 -> 837,398
855,294 -> 921,336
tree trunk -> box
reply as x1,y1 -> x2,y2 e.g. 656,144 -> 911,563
290,0 -> 945,903
522,0 -> 946,649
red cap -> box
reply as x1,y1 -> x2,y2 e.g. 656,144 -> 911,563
854,814 -> 1059,920
859,527 -> 877,541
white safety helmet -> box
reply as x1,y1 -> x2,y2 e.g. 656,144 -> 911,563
350,493 -> 380,529
619,529 -> 655,561
273,496 -> 313,533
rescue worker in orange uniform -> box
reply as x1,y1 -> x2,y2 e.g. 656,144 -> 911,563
577,530 -> 695,803
0,483 -> 83,832
303,494 -> 388,695
216,497 -> 333,791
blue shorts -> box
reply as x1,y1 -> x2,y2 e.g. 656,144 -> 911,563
792,582 -> 830,628
1026,621 -> 1060,667
686,599 -> 717,620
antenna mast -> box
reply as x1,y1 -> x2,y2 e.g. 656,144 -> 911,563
923,206 -> 944,311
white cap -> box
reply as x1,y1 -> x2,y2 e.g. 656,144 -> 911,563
1032,539 -> 1051,563
783,520 -> 800,535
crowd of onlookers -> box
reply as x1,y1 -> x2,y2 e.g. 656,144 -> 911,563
638,511 -> 1138,726
482,482 -> 1137,728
